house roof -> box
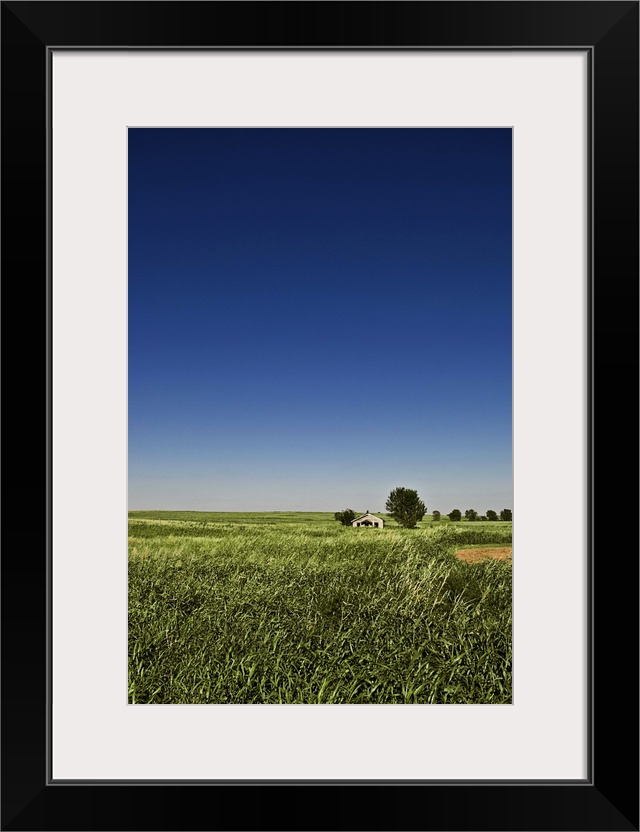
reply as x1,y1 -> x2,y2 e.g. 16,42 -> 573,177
352,513 -> 383,523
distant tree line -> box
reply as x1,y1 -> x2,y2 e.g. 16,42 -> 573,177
335,493 -> 512,529
447,508 -> 512,522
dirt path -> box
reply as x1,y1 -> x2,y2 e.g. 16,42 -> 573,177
454,546 -> 512,563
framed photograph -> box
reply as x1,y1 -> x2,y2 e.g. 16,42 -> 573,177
2,2 -> 637,830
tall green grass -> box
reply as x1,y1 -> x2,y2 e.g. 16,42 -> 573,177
128,515 -> 512,704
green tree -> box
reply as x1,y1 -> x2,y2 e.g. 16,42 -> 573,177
385,487 -> 426,529
334,509 -> 357,526
447,508 -> 462,522
465,509 -> 478,522
432,510 -> 441,522
499,508 -> 512,521
486,509 -> 498,521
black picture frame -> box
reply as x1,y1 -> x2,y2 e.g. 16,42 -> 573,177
2,2 -> 638,830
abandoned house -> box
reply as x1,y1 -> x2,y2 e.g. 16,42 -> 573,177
351,512 -> 384,528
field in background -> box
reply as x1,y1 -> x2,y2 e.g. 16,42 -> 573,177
129,510 -> 506,524
128,512 -> 512,704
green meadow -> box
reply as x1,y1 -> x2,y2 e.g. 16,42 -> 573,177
128,512 -> 512,704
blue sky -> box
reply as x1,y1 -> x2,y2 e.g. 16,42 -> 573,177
128,128 -> 512,513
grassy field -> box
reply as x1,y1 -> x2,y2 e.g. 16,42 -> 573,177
128,512 -> 512,704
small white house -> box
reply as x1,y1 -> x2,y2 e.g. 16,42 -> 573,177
351,512 -> 384,528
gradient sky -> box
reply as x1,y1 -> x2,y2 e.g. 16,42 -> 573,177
128,128 -> 512,513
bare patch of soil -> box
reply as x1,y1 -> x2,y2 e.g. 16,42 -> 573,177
454,546 -> 512,563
